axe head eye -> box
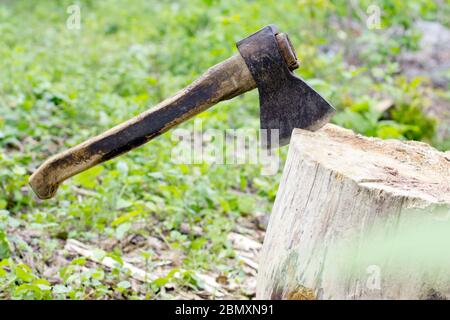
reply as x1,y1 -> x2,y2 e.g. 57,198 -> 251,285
237,25 -> 335,147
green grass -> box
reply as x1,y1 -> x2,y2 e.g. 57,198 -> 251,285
0,0 -> 448,299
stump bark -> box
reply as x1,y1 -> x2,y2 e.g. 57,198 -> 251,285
257,124 -> 450,300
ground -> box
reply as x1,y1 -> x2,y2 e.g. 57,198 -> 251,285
0,0 -> 449,299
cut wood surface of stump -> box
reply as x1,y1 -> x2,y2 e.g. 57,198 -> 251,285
257,124 -> 450,300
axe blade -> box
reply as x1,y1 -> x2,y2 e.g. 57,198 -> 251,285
260,74 -> 336,146
237,25 -> 335,147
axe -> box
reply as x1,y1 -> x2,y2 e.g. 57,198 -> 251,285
29,25 -> 335,199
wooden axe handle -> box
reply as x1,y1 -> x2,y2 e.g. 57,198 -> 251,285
29,54 -> 255,199
29,33 -> 296,199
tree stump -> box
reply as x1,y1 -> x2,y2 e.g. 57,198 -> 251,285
257,124 -> 450,300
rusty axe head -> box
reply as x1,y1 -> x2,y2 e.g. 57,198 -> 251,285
29,25 -> 334,199
237,25 -> 335,146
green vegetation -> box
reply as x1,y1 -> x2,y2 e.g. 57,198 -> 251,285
0,0 -> 449,299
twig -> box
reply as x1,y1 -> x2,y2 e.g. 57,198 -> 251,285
71,187 -> 101,198
64,239 -> 224,297
65,239 -> 155,282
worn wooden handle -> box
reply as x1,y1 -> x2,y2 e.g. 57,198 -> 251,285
29,54 -> 256,199
29,33 -> 297,199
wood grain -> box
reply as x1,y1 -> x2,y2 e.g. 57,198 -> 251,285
257,124 -> 450,299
